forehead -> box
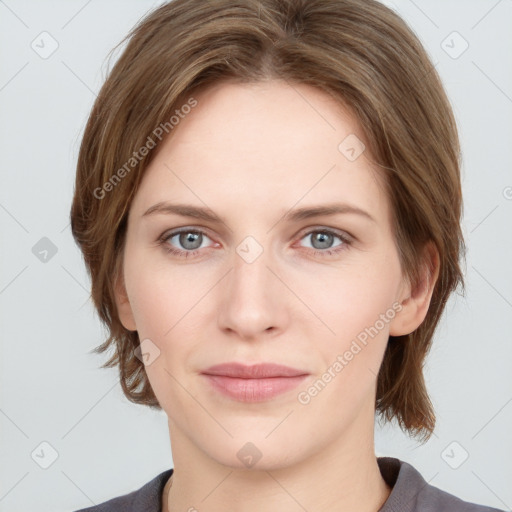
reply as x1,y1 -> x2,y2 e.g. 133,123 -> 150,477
168,79 -> 365,158
129,80 -> 388,224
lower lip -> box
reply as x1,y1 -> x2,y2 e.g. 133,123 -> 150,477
202,374 -> 308,402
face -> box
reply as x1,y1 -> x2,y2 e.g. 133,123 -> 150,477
115,80 -> 420,470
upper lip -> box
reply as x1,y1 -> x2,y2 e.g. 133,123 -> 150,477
202,362 -> 308,378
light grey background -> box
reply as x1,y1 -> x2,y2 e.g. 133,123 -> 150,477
0,1 -> 511,511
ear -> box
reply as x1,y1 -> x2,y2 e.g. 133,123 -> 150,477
113,266 -> 137,332
389,241 -> 440,336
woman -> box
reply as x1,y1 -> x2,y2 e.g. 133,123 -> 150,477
70,0 -> 505,510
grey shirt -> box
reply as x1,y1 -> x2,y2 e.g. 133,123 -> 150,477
74,456 -> 505,512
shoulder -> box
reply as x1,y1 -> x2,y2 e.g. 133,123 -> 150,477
72,468 -> 173,512
378,457 -> 506,512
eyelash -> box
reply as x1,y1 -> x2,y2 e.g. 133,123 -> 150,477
157,227 -> 353,259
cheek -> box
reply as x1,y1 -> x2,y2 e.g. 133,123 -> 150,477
127,280 -> 172,338
304,256 -> 401,336
125,261 -> 209,377
306,256 -> 401,380
300,290 -> 395,415
127,270 -> 198,404
124,247 -> 199,337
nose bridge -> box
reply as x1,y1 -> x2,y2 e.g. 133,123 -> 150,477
217,233 -> 285,338
231,233 -> 273,305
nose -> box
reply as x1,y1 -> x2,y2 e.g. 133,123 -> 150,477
216,239 -> 289,341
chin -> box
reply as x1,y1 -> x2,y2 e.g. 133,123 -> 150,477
198,433 -> 309,473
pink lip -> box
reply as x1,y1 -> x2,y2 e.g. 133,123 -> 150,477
201,363 -> 309,402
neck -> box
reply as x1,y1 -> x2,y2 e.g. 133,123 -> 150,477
163,406 -> 391,512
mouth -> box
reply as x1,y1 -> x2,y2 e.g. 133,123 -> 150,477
201,362 -> 309,402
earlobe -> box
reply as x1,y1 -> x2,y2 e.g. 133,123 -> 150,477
389,241 -> 440,336
114,270 -> 137,332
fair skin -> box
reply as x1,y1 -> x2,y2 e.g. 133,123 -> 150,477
114,80 -> 438,512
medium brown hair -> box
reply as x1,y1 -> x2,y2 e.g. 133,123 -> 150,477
70,0 -> 465,442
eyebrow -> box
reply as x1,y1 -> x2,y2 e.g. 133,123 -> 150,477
141,201 -> 376,224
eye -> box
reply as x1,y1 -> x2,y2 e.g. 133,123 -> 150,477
297,228 -> 352,257
158,228 -> 215,257
157,227 -> 352,259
